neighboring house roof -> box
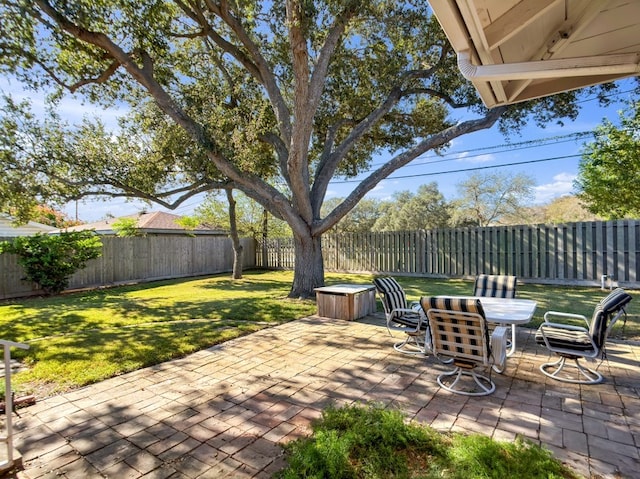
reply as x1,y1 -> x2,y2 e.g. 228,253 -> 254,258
429,0 -> 640,107
0,214 -> 57,237
54,211 -> 227,236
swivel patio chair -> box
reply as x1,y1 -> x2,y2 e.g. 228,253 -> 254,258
373,277 -> 429,355
473,274 -> 518,355
420,296 -> 508,396
535,287 -> 632,384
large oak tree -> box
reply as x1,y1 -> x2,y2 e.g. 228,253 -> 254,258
0,1 -> 610,297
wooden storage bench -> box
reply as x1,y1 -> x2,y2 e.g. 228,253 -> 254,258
314,284 -> 377,320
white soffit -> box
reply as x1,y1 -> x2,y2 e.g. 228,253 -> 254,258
429,0 -> 640,107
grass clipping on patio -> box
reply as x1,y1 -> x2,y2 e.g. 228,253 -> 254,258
277,403 -> 580,479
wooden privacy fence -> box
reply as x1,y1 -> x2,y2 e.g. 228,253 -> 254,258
256,220 -> 640,287
0,235 -> 256,300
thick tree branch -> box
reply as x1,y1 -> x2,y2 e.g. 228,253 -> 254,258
199,0 -> 292,144
314,106 -> 507,235
310,45 -> 475,215
287,1 -> 361,223
8,47 -> 121,93
64,179 -> 231,210
311,86 -> 404,213
402,87 -> 477,109
260,132 -> 290,184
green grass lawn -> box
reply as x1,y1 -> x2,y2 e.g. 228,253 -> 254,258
1,270 -> 638,399
278,403 -> 580,479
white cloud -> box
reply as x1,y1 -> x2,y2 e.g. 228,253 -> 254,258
462,153 -> 495,163
361,180 -> 394,199
533,172 -> 576,204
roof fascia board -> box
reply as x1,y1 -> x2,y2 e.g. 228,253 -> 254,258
455,0 -> 509,103
428,0 -> 475,52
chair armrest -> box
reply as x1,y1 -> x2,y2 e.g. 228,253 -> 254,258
540,321 -> 589,333
538,322 -> 598,357
387,308 -> 423,332
544,311 -> 589,328
410,301 -> 426,319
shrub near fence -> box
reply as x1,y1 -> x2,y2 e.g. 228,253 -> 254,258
256,220 -> 640,287
0,235 -> 256,300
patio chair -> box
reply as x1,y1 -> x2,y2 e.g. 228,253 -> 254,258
373,277 -> 429,355
535,287 -> 632,384
473,274 -> 517,298
420,296 -> 508,396
474,274 -> 517,354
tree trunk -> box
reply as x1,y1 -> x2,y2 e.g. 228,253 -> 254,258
226,189 -> 243,280
289,231 -> 324,299
231,243 -> 243,280
261,208 -> 268,267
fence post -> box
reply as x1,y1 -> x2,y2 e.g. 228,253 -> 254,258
1,339 -> 30,474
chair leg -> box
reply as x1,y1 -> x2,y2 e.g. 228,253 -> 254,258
540,356 -> 603,384
436,367 -> 496,396
393,333 -> 427,355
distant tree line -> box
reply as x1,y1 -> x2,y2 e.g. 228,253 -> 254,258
189,170 -> 602,238
321,171 -> 601,235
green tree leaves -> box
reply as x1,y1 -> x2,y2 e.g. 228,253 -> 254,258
373,183 -> 451,231
576,101 -> 640,219
452,172 -> 535,226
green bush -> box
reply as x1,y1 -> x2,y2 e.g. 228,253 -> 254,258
0,231 -> 102,295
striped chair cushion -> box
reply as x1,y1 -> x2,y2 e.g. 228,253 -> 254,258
421,296 -> 490,362
390,310 -> 421,327
473,274 -> 517,298
374,277 -> 411,319
534,327 -> 594,353
373,277 -> 404,293
593,288 -> 632,347
383,289 -> 409,319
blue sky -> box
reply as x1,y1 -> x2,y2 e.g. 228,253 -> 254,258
1,75 -> 634,223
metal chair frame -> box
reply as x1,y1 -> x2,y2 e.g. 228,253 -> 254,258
423,297 -> 508,396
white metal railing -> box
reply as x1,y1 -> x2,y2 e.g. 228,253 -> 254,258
1,339 -> 29,473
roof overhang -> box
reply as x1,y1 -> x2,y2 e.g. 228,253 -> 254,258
429,0 -> 640,107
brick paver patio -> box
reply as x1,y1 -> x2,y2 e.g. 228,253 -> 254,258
5,313 -> 640,478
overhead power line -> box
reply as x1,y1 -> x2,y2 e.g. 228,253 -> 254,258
334,154 -> 582,184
